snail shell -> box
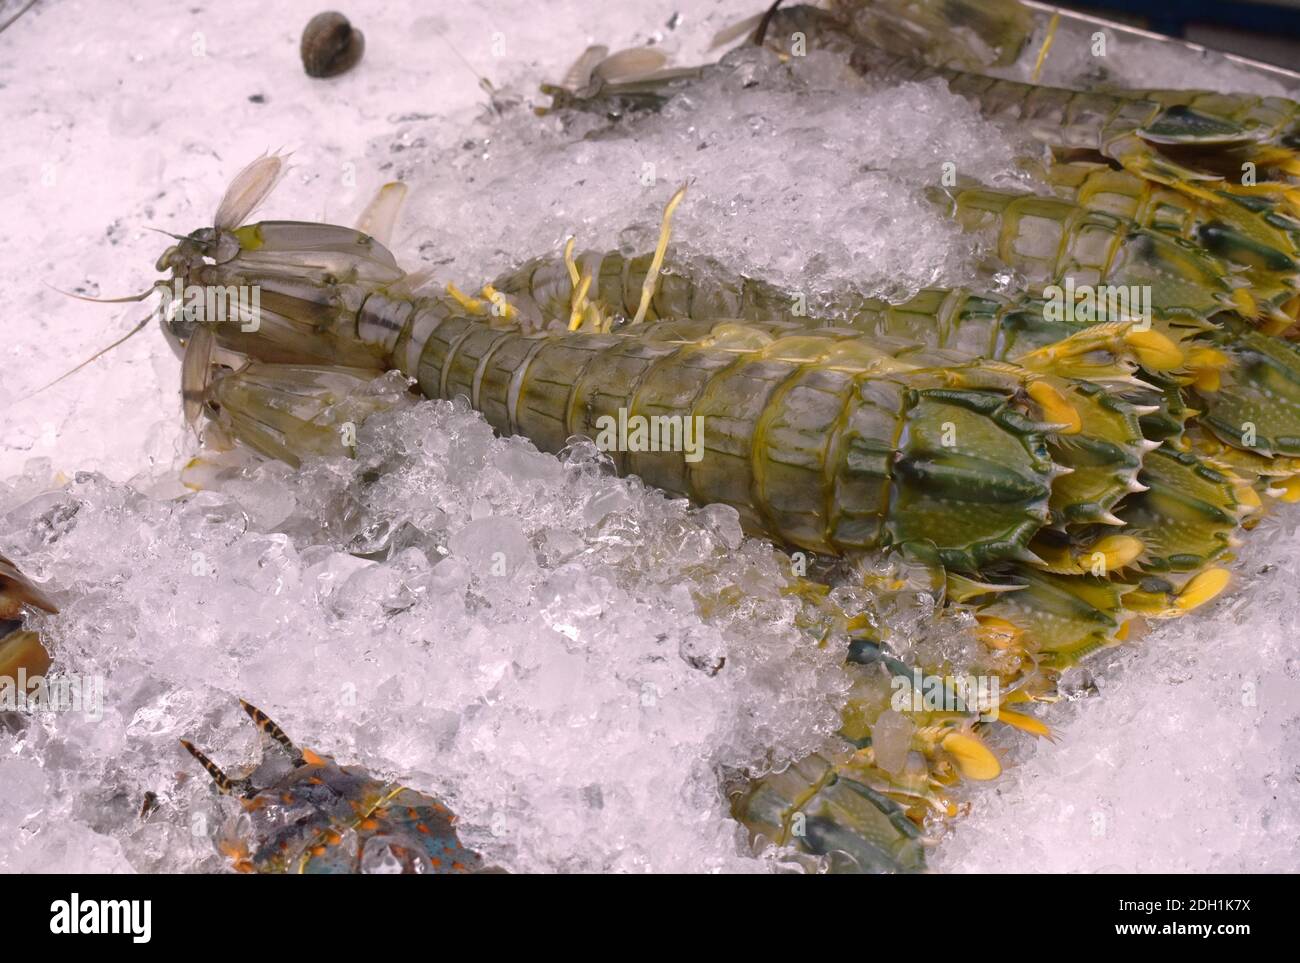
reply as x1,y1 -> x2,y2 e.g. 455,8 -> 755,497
301,12 -> 365,78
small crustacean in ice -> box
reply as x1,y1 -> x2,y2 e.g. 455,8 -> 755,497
182,700 -> 490,874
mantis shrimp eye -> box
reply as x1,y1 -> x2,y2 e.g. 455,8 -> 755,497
211,230 -> 241,264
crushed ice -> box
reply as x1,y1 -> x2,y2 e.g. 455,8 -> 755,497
1,396 -> 858,873
379,46 -> 1036,302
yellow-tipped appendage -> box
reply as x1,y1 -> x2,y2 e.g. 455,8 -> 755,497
479,284 -> 517,322
1175,567 -> 1231,611
1027,380 -> 1082,433
1186,344 -> 1231,393
1032,534 -> 1145,575
993,708 -> 1053,740
940,730 -> 1001,781
1125,328 -> 1185,371
974,615 -> 1022,650
631,184 -> 688,326
445,282 -> 487,315
1029,12 -> 1060,84
567,271 -> 594,331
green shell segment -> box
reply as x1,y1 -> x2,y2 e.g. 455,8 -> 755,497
1116,443 -> 1241,576
969,567 -> 1127,666
856,379 -> 1053,570
730,750 -> 928,874
1042,379 -> 1148,525
944,187 -> 1239,321
1196,323 -> 1300,457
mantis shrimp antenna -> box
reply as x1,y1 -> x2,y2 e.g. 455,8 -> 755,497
179,740 -> 251,797
20,312 -> 156,401
238,699 -> 306,767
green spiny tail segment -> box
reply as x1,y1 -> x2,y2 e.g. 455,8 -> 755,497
1196,322 -> 1300,457
1102,131 -> 1300,234
730,749 -> 927,873
1131,103 -> 1264,149
1030,161 -> 1300,328
1127,92 -> 1300,204
991,320 -> 1161,529
1042,379 -> 1148,525
1117,443 -> 1241,577
868,379 -> 1053,570
1188,423 -> 1300,499
968,567 -> 1128,667
1122,373 -> 1195,442
942,186 -> 1240,321
1134,88 -> 1300,145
